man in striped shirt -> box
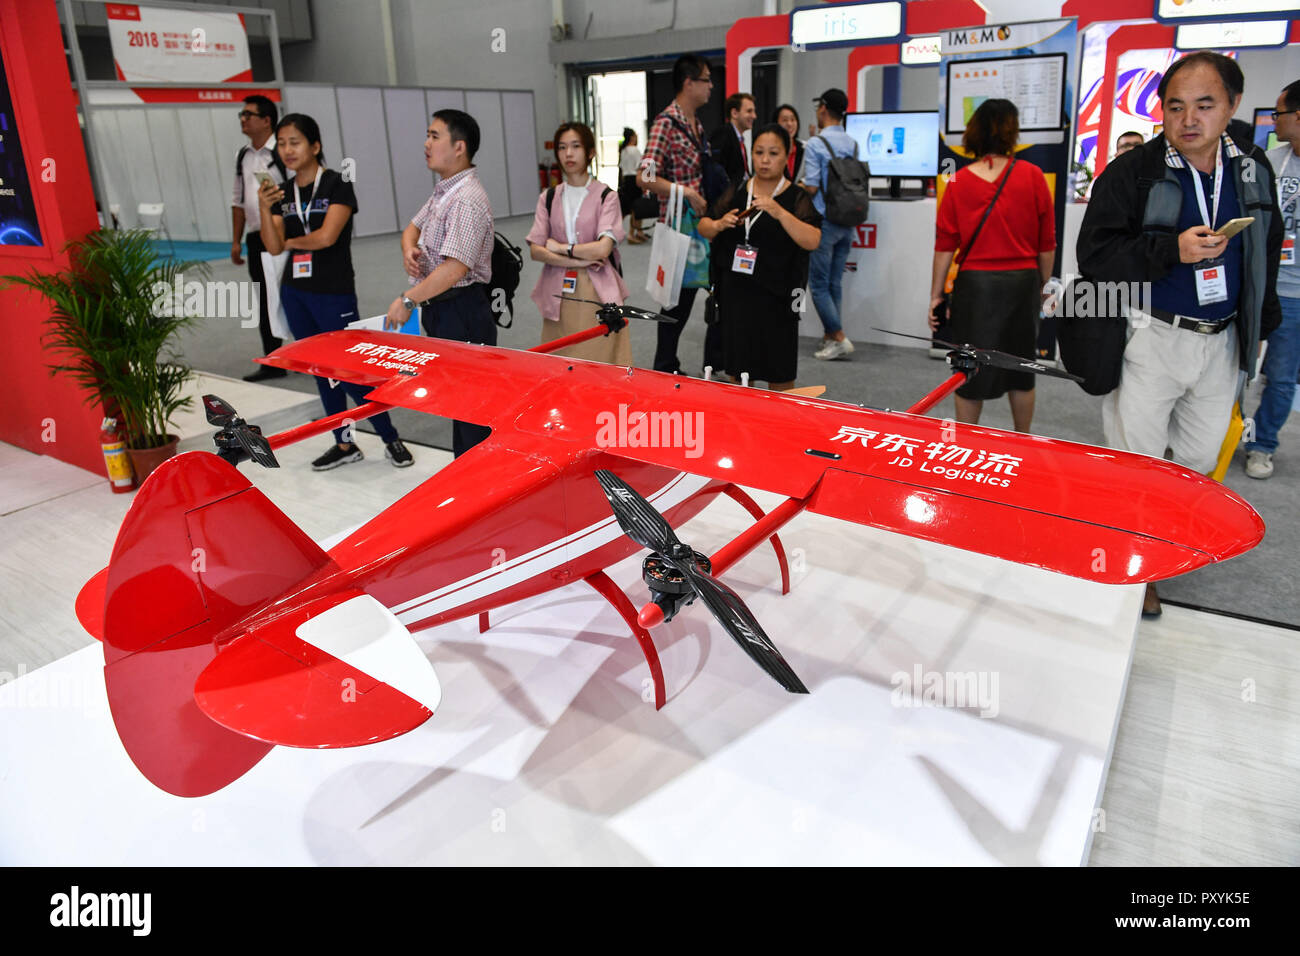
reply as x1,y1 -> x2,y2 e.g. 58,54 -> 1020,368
387,109 -> 496,457
639,53 -> 723,375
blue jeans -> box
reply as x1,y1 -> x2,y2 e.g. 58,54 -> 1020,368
809,221 -> 855,336
280,284 -> 401,446
1246,295 -> 1300,454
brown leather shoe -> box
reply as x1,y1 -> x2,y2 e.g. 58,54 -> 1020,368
1141,583 -> 1162,619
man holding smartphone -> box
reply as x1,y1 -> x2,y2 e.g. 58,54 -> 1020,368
1077,52 -> 1281,618
231,94 -> 287,382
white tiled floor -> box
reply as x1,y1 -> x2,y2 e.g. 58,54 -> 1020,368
0,373 -> 1296,866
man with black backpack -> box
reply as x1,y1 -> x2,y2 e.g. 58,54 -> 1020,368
803,88 -> 871,361
387,108 -> 497,457
231,95 -> 287,382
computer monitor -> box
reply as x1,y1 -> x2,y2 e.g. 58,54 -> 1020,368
1252,108 -> 1279,151
843,110 -> 939,178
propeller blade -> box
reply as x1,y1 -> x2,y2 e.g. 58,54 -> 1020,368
234,426 -> 280,469
972,351 -> 1084,382
677,563 -> 808,694
871,328 -> 1083,382
202,394 -> 236,427
594,469 -> 683,555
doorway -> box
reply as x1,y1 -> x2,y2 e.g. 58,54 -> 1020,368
586,71 -> 648,190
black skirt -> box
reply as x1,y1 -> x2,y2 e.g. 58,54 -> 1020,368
618,174 -> 639,216
949,268 -> 1039,400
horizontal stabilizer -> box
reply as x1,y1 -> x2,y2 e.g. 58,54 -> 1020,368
194,590 -> 440,748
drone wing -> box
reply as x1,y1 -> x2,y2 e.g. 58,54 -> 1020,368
260,331 -> 1263,585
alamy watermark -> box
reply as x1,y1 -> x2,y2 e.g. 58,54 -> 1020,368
595,403 -> 704,459
151,272 -> 259,327
1044,274 -> 1151,319
890,664 -> 1000,718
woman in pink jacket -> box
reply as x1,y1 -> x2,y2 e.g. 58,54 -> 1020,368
526,122 -> 632,364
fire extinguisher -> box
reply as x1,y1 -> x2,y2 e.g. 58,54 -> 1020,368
538,163 -> 550,191
548,161 -> 562,187
100,416 -> 136,493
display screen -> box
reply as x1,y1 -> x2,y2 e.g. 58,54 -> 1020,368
844,111 -> 939,177
0,45 -> 44,247
1252,107 -> 1279,151
944,52 -> 1066,134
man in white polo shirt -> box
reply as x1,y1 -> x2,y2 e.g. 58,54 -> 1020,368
230,94 -> 287,382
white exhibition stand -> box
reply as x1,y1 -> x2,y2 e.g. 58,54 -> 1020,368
799,197 -> 938,349
0,483 -> 1141,866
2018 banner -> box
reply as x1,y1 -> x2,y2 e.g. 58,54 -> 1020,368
106,3 -> 251,85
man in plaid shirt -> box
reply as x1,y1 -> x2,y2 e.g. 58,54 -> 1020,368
639,53 -> 723,374
387,109 -> 496,457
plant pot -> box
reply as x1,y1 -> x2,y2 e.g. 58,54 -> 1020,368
127,435 -> 180,485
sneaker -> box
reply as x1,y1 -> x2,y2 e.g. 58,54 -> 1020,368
1244,450 -> 1274,479
385,440 -> 414,468
311,443 -> 363,471
814,336 -> 855,361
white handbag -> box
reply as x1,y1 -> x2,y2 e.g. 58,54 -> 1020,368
259,250 -> 291,339
644,183 -> 691,310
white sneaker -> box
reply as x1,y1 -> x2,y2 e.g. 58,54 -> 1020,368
1244,450 -> 1274,479
814,336 -> 855,361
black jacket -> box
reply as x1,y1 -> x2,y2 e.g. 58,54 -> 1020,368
1076,131 -> 1281,374
709,124 -> 749,186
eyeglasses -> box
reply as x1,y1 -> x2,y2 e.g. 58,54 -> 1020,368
1271,109 -> 1299,121
693,75 -> 713,85
238,110 -> 263,120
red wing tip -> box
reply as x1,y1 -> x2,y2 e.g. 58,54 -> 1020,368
75,567 -> 110,641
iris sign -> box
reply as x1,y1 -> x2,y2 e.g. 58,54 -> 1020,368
789,1 -> 903,50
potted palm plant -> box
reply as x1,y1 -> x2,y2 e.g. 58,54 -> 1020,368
4,228 -> 208,483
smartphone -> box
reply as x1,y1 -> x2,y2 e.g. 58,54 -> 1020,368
254,171 -> 279,189
736,205 -> 759,219
1213,217 -> 1254,239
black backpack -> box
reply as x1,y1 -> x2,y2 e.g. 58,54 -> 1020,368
544,185 -> 623,277
668,116 -> 730,204
236,144 -> 287,195
815,134 -> 871,226
488,232 -> 523,328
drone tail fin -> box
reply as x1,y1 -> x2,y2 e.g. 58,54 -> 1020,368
97,451 -> 337,796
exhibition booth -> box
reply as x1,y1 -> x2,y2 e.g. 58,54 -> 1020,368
726,0 -> 1300,350
1,0 -> 1297,869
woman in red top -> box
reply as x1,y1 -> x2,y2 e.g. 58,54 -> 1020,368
929,99 -> 1056,431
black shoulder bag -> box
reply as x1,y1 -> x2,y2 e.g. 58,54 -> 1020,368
933,157 -> 1016,335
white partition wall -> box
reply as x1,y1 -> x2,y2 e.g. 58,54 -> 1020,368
385,88 -> 435,228
502,91 -> 540,217
464,91 -> 510,218
335,86 -> 400,237
425,89 -> 466,116
176,108 -> 232,243
85,85 -> 537,243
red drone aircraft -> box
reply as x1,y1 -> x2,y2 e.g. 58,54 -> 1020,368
74,310 -> 1265,797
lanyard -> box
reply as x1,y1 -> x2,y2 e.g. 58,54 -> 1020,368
293,165 -> 323,235
1189,146 -> 1224,231
744,176 -> 788,244
562,175 -> 592,244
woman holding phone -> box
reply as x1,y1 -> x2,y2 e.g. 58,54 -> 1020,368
258,112 -> 413,470
698,124 -> 821,390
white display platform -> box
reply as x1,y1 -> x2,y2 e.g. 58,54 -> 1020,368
0,483 -> 1141,866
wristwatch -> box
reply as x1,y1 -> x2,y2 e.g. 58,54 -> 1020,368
568,244 -> 576,259
400,295 -> 417,312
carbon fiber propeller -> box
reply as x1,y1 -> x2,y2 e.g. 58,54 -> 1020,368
873,328 -> 1084,382
554,295 -> 675,324
202,394 -> 279,469
594,469 -> 808,694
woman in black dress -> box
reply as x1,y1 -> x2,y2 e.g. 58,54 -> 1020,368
699,124 -> 821,390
